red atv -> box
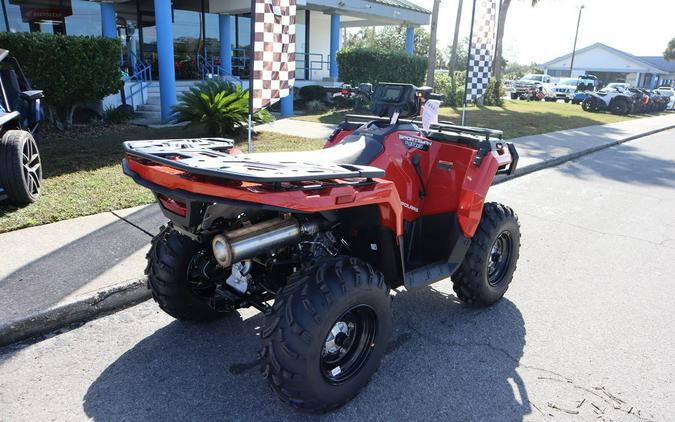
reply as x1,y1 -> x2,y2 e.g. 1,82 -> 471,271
122,83 -> 521,412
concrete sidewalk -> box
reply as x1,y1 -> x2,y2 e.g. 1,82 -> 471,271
2,112 -> 675,346
256,118 -> 335,138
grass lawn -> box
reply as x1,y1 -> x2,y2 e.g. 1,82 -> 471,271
292,99 -> 653,138
0,124 -> 324,233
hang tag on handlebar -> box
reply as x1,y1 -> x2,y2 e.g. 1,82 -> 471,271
422,100 -> 441,132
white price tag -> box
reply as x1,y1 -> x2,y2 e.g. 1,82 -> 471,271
422,99 -> 441,131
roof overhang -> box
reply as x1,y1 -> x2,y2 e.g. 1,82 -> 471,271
208,0 -> 428,26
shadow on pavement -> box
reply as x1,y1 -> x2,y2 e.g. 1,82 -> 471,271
0,207 -> 163,323
83,287 -> 529,421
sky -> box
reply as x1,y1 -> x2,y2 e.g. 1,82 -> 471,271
414,0 -> 675,64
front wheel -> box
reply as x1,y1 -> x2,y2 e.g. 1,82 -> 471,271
452,203 -> 521,306
261,257 -> 392,413
581,97 -> 596,112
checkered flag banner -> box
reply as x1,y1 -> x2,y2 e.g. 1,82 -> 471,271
465,0 -> 498,102
250,0 -> 296,113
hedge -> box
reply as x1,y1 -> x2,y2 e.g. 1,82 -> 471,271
0,32 -> 123,127
336,48 -> 427,86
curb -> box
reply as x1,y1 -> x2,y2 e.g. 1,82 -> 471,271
2,121 -> 674,348
0,278 -> 150,348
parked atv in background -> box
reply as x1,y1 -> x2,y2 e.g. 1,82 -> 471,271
570,74 -> 599,104
0,49 -> 44,204
582,83 -> 669,115
122,82 -> 521,412
582,84 -> 636,115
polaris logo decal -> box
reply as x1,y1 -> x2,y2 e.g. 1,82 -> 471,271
399,135 -> 431,151
401,202 -> 419,212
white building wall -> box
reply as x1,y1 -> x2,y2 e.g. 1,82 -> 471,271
547,46 -> 649,73
308,11 -> 332,81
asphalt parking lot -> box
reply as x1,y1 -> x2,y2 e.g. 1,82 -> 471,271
1,129 -> 674,422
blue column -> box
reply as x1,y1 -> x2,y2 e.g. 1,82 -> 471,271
405,26 -> 414,55
329,15 -> 340,80
219,15 -> 232,75
154,0 -> 176,123
100,3 -> 116,39
280,89 -> 294,117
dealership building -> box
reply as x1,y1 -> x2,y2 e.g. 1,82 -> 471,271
542,43 -> 675,89
0,0 -> 430,122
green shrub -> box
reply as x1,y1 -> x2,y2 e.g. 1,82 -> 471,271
433,71 -> 465,107
0,32 -> 123,128
305,99 -> 328,114
102,105 -> 134,124
483,78 -> 505,106
352,95 -> 371,113
337,48 -> 427,86
172,79 -> 273,136
298,85 -> 326,102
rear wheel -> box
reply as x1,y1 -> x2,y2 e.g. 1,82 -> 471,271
452,203 -> 521,306
260,257 -> 392,413
0,130 -> 42,204
510,93 -> 518,100
146,226 -> 226,321
610,99 -> 629,115
564,99 -> 570,103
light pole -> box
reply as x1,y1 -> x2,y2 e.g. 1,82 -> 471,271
569,5 -> 584,77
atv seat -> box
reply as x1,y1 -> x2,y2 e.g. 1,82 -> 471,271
250,134 -> 383,167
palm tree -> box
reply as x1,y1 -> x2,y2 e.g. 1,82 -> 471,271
493,0 -> 540,80
426,0 -> 442,86
448,0 -> 464,74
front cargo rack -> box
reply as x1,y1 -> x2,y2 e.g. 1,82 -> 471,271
123,138 -> 385,183
343,114 -> 504,141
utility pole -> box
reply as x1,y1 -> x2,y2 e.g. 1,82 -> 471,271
569,5 -> 584,77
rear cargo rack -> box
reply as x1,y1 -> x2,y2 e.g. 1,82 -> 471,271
123,138 -> 385,183
344,114 -> 503,140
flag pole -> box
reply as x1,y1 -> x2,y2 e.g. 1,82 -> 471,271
248,0 -> 256,153
248,114 -> 253,153
461,0 -> 478,126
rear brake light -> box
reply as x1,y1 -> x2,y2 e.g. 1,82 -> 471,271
158,195 -> 187,216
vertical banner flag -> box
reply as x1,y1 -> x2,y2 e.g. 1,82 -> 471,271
464,0 -> 498,103
250,0 -> 296,113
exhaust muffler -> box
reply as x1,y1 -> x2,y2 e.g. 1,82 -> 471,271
211,217 -> 321,267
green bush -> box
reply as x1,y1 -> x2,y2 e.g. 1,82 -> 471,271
336,48 -> 427,86
433,71 -> 465,107
298,85 -> 327,101
0,32 -> 123,128
305,99 -> 328,114
172,79 -> 273,137
483,78 -> 505,106
102,105 -> 134,124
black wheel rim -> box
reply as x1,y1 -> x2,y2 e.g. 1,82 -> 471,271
487,231 -> 513,287
186,253 -> 219,298
22,136 -> 42,197
321,305 -> 378,384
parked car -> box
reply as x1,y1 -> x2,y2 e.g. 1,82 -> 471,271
545,77 -> 579,103
511,74 -> 552,100
0,49 -> 44,204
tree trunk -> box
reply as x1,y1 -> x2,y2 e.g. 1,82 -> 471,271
426,0 -> 442,86
493,0 -> 511,81
448,0 -> 464,74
